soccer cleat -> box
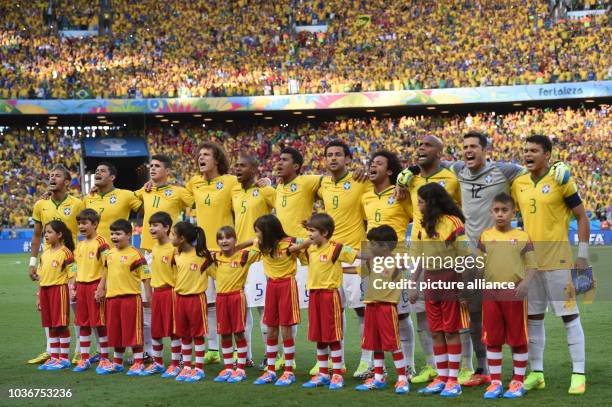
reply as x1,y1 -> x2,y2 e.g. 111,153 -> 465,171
45,358 -> 71,371
568,374 -> 586,395
463,373 -> 492,387
395,379 -> 410,394
126,362 -> 145,376
412,365 -> 438,384
353,360 -> 371,379
440,380 -> 462,397
503,380 -> 526,398
140,362 -> 165,376
184,368 -> 205,382
203,350 -> 220,365
72,359 -> 91,372
275,372 -> 296,387
95,358 -> 112,374
175,367 -> 192,382
89,353 -> 101,364
457,367 -> 474,385
329,374 -> 344,390
308,361 -> 319,376
483,380 -> 504,399
97,362 -> 124,375
161,365 -> 181,378
253,371 -> 276,385
523,372 -> 545,391
71,352 -> 81,365
302,373 -> 331,388
38,357 -> 58,371
355,378 -> 387,391
214,369 -> 234,383
418,378 -> 446,394
227,368 -> 247,383
28,351 -> 50,364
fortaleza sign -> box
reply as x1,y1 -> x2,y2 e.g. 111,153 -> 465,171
0,81 -> 609,115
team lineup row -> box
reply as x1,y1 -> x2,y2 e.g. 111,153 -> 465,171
29,133 -> 591,398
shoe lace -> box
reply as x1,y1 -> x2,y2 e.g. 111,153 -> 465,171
486,382 -> 500,392
179,367 -> 191,376
428,378 -> 443,388
444,380 -> 458,390
331,374 -> 342,384
231,369 -> 244,377
508,381 -> 522,392
395,380 -> 407,388
129,363 -> 142,371
164,365 -> 176,374
362,378 -> 374,387
278,372 -> 292,381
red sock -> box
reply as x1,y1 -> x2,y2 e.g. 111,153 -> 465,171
316,342 -> 329,376
373,351 -> 384,380
79,326 -> 92,360
236,338 -> 247,370
97,326 -> 109,359
283,338 -> 295,373
433,344 -> 449,382
266,337 -> 278,372
392,349 -> 406,377
330,341 -> 342,376
511,345 -> 528,382
447,343 -> 461,382
152,338 -> 164,365
487,345 -> 503,382
132,346 -> 144,365
221,339 -> 233,369
194,337 -> 205,370
170,335 -> 181,367
58,327 -> 70,360
114,347 -> 125,365
181,338 -> 192,368
49,328 -> 60,359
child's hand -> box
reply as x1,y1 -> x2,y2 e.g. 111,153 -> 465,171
29,266 -> 39,281
408,288 -> 419,304
94,287 -> 105,303
143,300 -> 151,309
36,292 -> 41,311
69,285 -> 76,302
142,181 -> 153,193
515,280 -> 529,299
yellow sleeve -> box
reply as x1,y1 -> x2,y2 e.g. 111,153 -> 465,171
401,195 -> 413,221
179,186 -> 194,208
134,187 -> 144,200
263,186 -> 276,209
522,240 -> 538,269
32,201 -> 42,223
305,175 -> 322,195
64,252 -> 77,278
451,180 -> 461,206
246,250 -> 261,267
338,245 -> 358,264
129,191 -> 143,212
185,177 -> 194,194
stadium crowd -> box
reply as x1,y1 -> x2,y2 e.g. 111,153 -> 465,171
0,1 -> 610,99
3,105 -> 607,229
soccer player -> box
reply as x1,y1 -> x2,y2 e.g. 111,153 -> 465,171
353,225 -> 410,394
185,142 -> 238,365
73,209 -> 110,373
232,154 -> 276,368
478,193 -> 537,399
171,221 -> 215,383
299,213 -> 358,390
140,211 -> 182,378
397,135 -> 460,384
361,150 -> 415,376
28,164 -> 83,364
83,162 -> 142,243
409,183 -> 470,397
316,140 -> 372,378
511,135 -> 590,395
34,220 -> 76,371
95,219 -> 151,376
251,215 -> 303,386
211,226 -> 260,383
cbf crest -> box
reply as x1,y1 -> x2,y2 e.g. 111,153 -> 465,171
164,189 -> 173,197
542,184 -> 551,194
387,196 -> 396,205
109,195 -> 117,204
215,181 -> 224,190
63,207 -> 72,216
252,189 -> 260,197
290,183 -> 298,192
343,181 -> 351,190
485,174 -> 493,184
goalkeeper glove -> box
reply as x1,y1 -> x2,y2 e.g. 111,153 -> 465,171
396,165 -> 421,187
551,161 -> 571,185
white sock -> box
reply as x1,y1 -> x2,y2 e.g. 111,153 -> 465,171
528,318 -> 545,371
416,312 -> 434,366
245,308 -> 253,360
565,317 -> 585,374
143,307 -> 152,355
292,324 -> 298,342
399,316 -> 415,369
206,306 -> 218,350
460,329 -> 474,371
357,314 -> 372,364
45,327 -> 51,353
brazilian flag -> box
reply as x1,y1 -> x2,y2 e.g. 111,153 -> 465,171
355,15 -> 371,28
76,88 -> 93,99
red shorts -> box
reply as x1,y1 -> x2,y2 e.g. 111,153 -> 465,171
173,293 -> 208,338
424,269 -> 469,333
151,287 -> 174,338
263,277 -> 300,327
74,280 -> 105,327
308,289 -> 343,343
482,290 -> 528,347
362,302 -> 400,351
216,291 -> 246,335
39,285 -> 70,328
106,295 -> 144,347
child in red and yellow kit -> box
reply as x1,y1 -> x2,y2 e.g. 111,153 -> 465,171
35,220 -> 76,371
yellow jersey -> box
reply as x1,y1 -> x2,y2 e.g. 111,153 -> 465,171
185,174 -> 238,251
32,194 -> 84,247
275,175 -> 321,238
358,260 -> 403,304
231,184 -> 275,243
104,246 -> 150,298
74,235 -> 110,282
410,215 -> 471,269
303,241 -> 357,290
511,170 -> 580,270
135,185 -> 193,251
210,249 -> 260,293
362,186 -> 412,241
150,241 -> 176,289
318,172 -> 372,247
38,246 -> 76,287
173,249 -> 214,295
83,188 -> 142,243
253,237 -> 303,279
478,227 -> 538,283
408,167 -> 461,240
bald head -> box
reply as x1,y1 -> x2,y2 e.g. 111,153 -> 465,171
416,135 -> 444,170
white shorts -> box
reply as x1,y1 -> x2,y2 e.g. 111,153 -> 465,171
245,261 -> 267,308
397,288 -> 412,315
528,269 -> 579,317
206,277 -> 217,305
341,273 -> 365,309
296,265 -> 309,309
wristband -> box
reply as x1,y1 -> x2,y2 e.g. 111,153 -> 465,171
29,256 -> 38,267
577,242 -> 589,259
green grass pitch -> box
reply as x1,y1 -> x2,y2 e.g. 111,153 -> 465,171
1,249 -> 611,406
